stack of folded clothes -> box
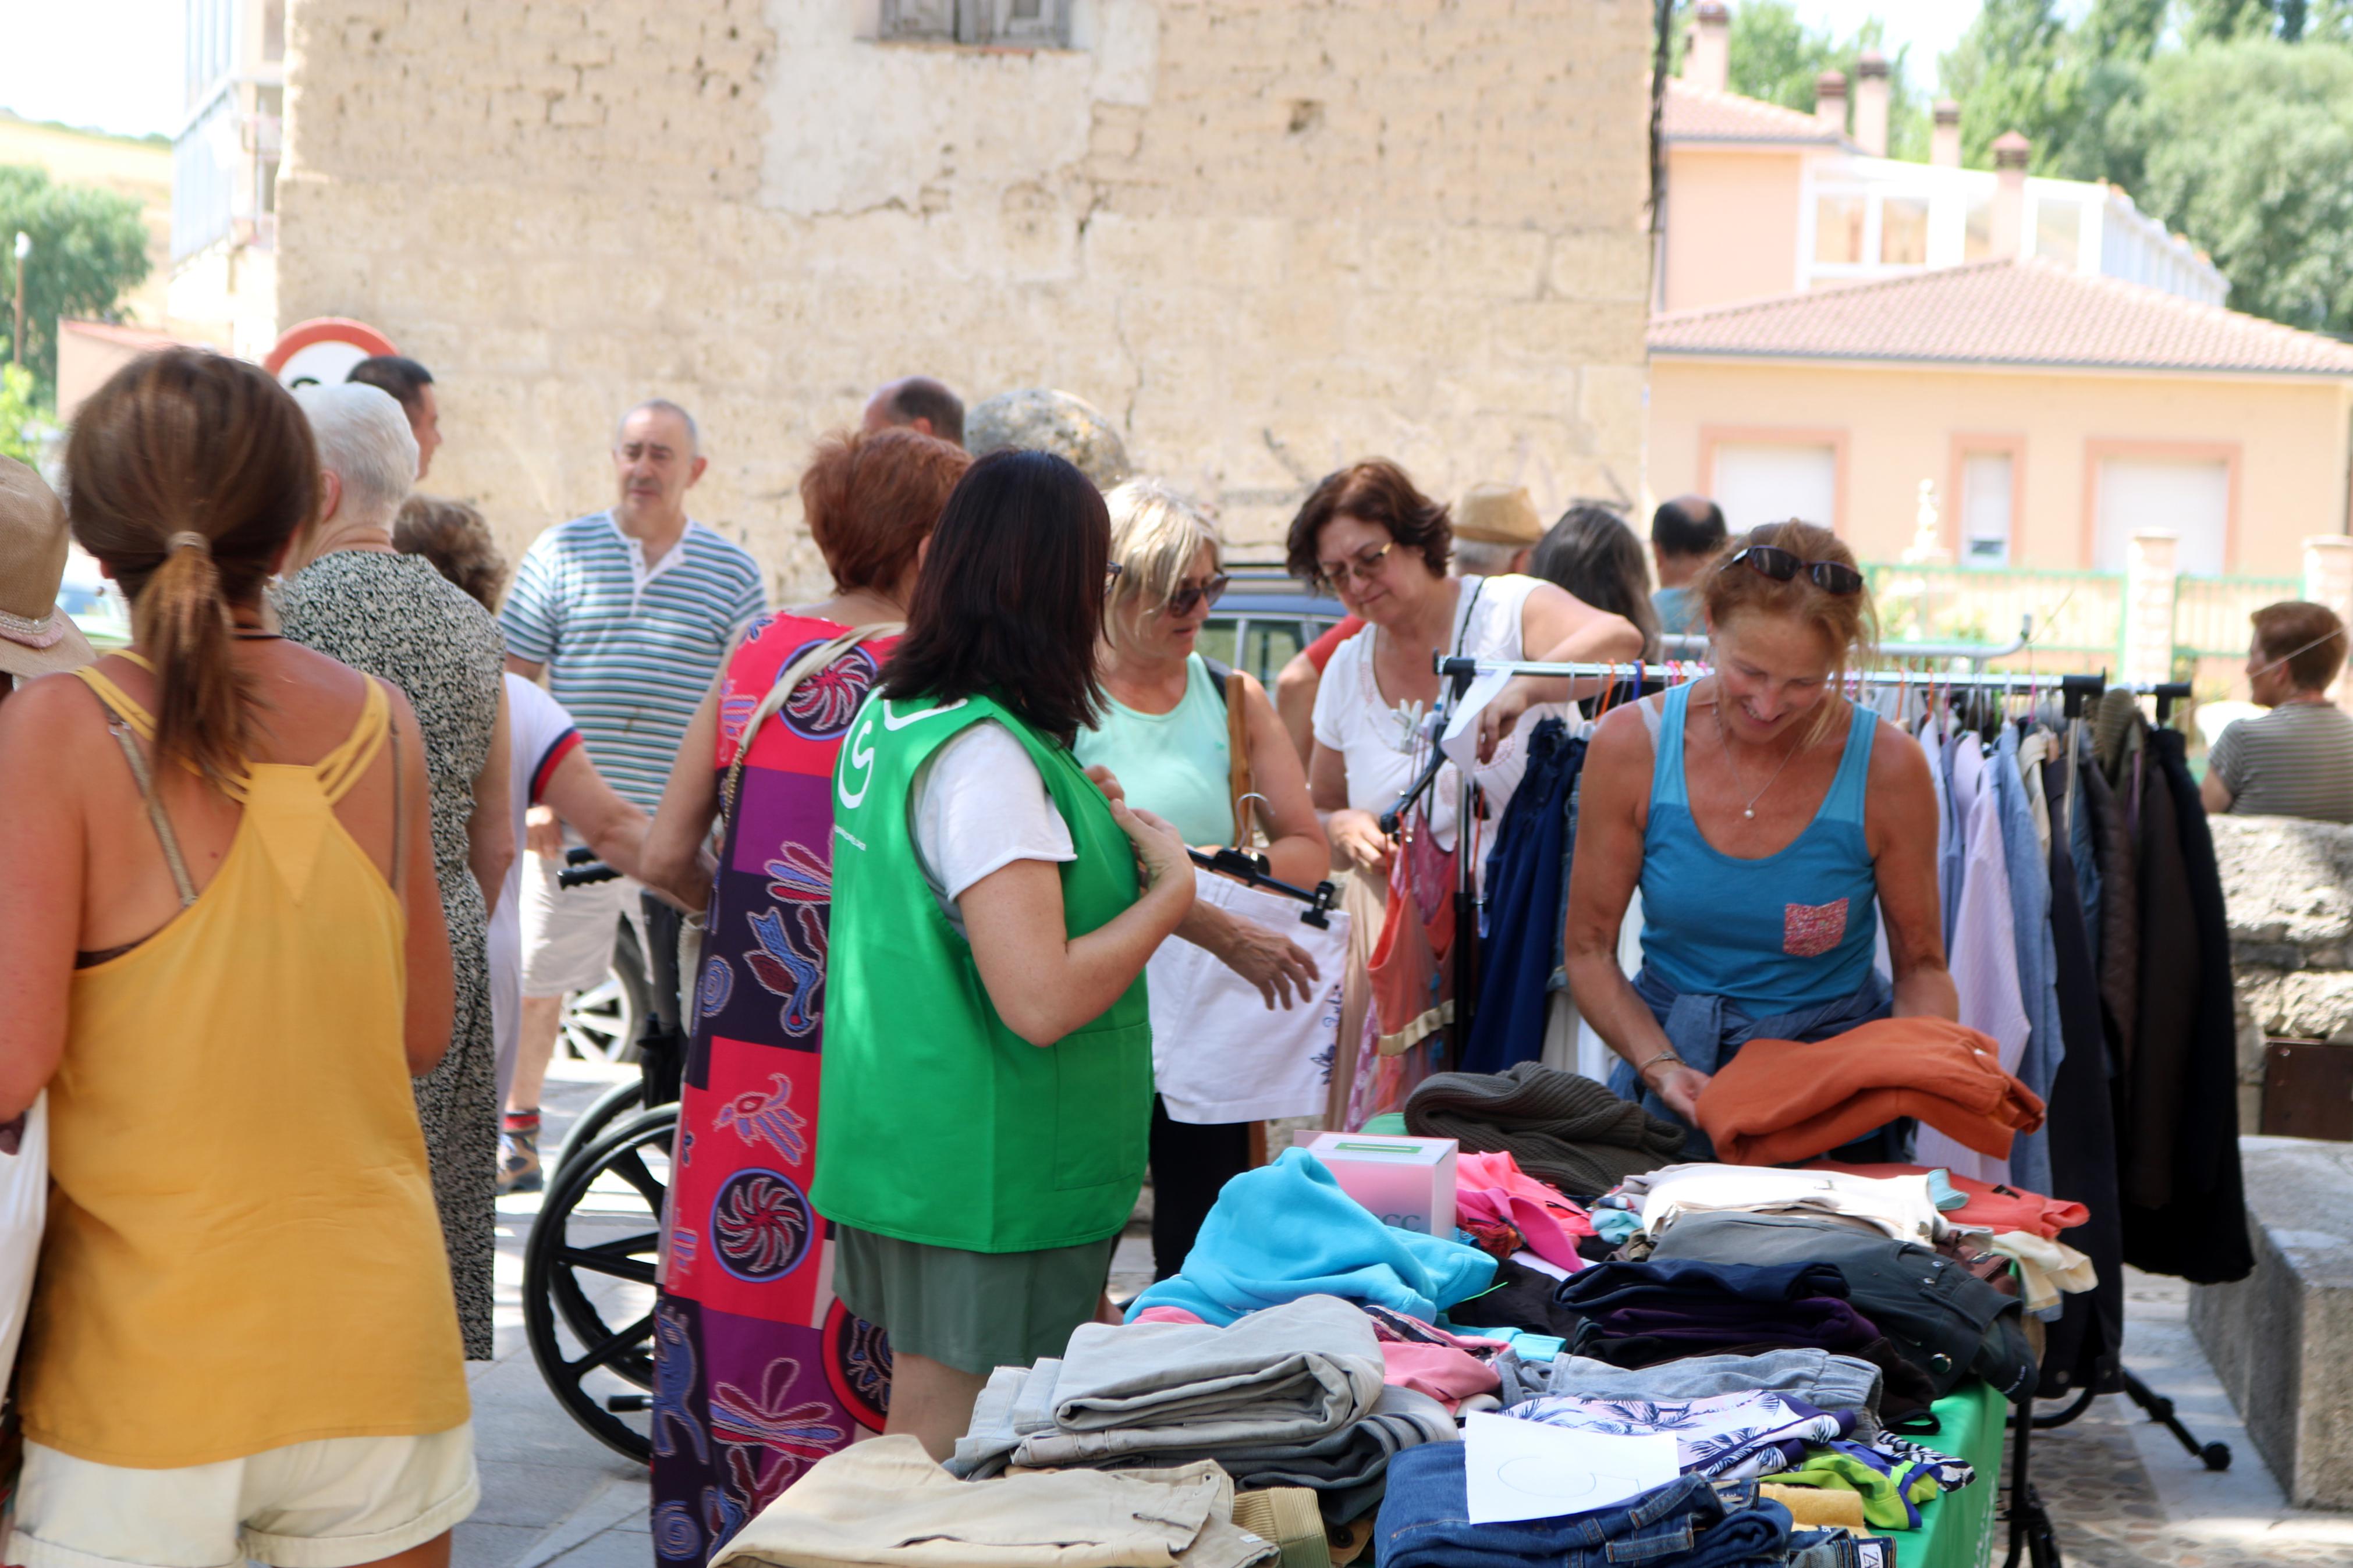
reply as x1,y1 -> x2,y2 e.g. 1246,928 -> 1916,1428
951,1295 -> 1455,1524
1404,1061 -> 1688,1196
713,1437 -> 1280,1568
1553,1258 -> 1882,1364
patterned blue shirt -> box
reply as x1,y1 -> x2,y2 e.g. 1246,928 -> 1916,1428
499,511 -> 768,809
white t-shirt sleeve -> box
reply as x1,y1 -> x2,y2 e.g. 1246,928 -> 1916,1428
910,721 -> 1075,931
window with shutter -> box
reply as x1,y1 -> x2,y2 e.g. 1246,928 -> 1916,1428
875,0 -> 1068,45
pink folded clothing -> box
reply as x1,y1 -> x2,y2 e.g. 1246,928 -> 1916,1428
1455,1151 -> 1593,1272
1380,1341 -> 1501,1410
1133,1306 -> 1209,1325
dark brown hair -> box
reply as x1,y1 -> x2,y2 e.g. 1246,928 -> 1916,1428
1531,506 -> 1663,660
66,348 -> 319,786
878,449 -> 1108,746
2251,600 -> 2347,691
347,354 -> 434,418
1284,459 -> 1451,584
394,494 -> 507,611
1702,519 -> 1878,675
800,427 -> 971,594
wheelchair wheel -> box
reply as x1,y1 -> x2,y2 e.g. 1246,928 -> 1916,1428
524,1103 -> 676,1463
561,918 -> 647,1065
549,1077 -> 647,1183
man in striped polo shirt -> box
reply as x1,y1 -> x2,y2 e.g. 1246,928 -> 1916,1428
501,399 -> 767,1094
2203,600 -> 2353,824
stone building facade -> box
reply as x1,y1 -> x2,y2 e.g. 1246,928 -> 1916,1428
275,0 -> 1653,593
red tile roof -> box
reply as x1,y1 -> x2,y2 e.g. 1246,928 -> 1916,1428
1649,259 -> 2353,378
1663,79 -> 1849,147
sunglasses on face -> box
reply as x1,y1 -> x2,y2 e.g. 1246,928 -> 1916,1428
1729,545 -> 1865,597
1315,541 -> 1394,590
1104,562 -> 1124,597
1160,574 -> 1231,617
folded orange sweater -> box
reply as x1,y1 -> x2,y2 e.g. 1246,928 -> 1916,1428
1697,1018 -> 2046,1167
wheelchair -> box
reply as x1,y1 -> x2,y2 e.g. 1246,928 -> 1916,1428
522,853 -> 684,1462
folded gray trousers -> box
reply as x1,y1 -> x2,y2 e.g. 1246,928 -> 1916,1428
950,1295 -> 1453,1523
1495,1346 -> 1886,1436
954,1296 -> 1387,1477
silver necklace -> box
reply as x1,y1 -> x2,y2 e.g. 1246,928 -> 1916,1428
1713,688 -> 1804,819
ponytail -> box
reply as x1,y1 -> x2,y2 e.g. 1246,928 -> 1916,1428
136,531 -> 251,788
65,348 -> 320,793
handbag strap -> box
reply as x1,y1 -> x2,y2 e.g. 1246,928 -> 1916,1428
719,623 -> 903,828
1225,666 -> 1254,848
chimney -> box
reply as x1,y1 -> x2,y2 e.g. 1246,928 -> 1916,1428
1991,131 -> 2031,259
1815,70 -> 1848,137
1854,50 -> 1890,158
1685,2 -> 1730,94
1932,99 -> 1962,168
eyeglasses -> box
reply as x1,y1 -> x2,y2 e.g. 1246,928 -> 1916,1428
1162,574 -> 1231,617
1729,545 -> 1864,597
1315,541 -> 1394,589
1104,562 -> 1124,597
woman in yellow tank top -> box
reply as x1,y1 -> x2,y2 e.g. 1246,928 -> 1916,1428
0,350 -> 474,1568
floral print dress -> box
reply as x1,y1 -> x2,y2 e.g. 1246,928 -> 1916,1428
651,613 -> 895,1564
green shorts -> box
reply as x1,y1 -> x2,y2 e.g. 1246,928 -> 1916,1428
833,1225 -> 1119,1377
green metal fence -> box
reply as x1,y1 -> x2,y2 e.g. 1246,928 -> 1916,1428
1862,563 -> 2302,670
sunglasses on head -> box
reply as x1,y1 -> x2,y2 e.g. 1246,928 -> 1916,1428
1729,545 -> 1864,597
1162,574 -> 1231,617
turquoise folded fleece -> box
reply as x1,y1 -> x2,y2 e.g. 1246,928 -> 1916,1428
1127,1150 -> 1499,1327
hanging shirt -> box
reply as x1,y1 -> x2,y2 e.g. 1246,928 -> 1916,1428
1919,740 -> 2031,1184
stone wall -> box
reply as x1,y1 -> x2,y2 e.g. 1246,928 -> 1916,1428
275,0 -> 1655,597
2212,814 -> 2353,1130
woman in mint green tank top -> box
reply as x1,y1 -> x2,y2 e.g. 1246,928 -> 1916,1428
1073,481 -> 1331,1278
1562,523 -> 1957,1162
819,451 -> 1196,1460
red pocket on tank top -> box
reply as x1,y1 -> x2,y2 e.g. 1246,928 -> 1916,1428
1783,898 -> 1850,958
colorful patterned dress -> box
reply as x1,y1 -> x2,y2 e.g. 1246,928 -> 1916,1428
651,613 -> 895,1565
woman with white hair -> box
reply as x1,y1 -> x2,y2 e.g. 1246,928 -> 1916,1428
279,381 -> 513,1360
1073,479 -> 1329,1277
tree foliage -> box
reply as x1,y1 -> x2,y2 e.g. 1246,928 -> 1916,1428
0,165 -> 152,403
0,364 -> 47,466
1942,1 -> 2353,335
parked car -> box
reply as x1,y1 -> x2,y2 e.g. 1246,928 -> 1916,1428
1199,564 -> 1347,684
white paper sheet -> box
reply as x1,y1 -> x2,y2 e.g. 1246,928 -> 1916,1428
1438,667 -> 1514,773
1461,1411 -> 1681,1526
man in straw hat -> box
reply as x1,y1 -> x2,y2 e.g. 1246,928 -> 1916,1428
1450,482 -> 1543,577
0,457 -> 96,706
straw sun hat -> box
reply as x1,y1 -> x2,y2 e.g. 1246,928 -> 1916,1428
0,456 -> 97,680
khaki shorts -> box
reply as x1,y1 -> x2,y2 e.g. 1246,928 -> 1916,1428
8,1424 -> 478,1568
519,847 -> 640,999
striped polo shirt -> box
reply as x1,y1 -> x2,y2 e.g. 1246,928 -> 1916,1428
2209,699 -> 2353,824
499,511 -> 768,809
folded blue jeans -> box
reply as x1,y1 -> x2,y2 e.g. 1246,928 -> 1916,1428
1375,1449 -> 1791,1568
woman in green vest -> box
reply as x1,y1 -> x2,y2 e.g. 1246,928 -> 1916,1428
817,449 -> 1197,1459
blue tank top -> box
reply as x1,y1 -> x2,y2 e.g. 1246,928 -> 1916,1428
1638,681 -> 1880,1013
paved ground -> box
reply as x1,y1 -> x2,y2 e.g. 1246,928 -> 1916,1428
467,1082 -> 2353,1567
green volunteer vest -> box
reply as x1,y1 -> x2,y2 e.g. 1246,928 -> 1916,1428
812,689 -> 1154,1253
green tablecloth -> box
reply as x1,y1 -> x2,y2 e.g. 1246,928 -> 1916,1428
1889,1378 -> 2006,1568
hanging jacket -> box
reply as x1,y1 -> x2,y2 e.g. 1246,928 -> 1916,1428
1464,721 -> 1584,1075
2123,734 -> 2198,1210
2037,750 -> 2125,1397
2120,732 -> 2253,1284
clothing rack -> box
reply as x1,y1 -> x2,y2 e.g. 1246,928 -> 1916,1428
1369,655 -> 2228,1568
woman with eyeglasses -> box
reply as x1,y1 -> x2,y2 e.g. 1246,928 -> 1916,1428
1285,461 -> 1642,878
1073,479 -> 1330,1275
1564,521 -> 1955,1160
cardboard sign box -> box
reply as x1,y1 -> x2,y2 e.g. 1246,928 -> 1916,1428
1294,1131 -> 1458,1236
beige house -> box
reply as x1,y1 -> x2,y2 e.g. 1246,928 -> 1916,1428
265,0 -> 1656,591
1649,2 -> 2353,583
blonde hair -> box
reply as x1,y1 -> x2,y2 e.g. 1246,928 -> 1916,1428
1103,479 -> 1220,659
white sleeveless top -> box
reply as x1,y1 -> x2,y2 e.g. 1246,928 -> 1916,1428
1310,573 -> 1545,845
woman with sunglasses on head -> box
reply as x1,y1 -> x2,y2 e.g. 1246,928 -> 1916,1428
1073,480 -> 1329,1276
1564,520 -> 1955,1160
1285,461 -> 1641,877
